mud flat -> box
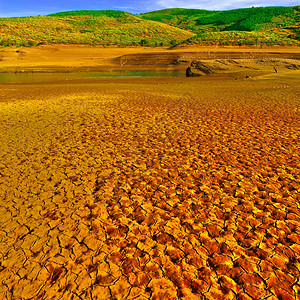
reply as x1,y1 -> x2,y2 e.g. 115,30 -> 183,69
0,45 -> 300,73
0,61 -> 300,299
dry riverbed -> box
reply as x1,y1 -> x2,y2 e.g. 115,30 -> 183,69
0,62 -> 300,299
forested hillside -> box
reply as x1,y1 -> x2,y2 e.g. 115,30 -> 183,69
0,7 -> 299,47
140,6 -> 300,46
0,10 -> 193,47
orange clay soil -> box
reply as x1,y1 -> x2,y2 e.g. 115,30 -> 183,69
0,73 -> 300,300
0,45 -> 300,72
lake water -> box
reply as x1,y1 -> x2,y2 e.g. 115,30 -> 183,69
0,70 -> 182,83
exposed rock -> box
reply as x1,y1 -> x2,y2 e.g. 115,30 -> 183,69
285,63 -> 300,70
191,60 -> 214,74
172,58 -> 189,65
256,58 -> 300,70
186,66 -> 202,77
186,60 -> 226,77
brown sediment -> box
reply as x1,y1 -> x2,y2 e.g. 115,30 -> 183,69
0,44 -> 299,73
0,71 -> 299,299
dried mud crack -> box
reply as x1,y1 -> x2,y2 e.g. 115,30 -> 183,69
0,77 -> 299,300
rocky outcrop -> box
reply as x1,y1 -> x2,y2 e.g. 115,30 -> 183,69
186,60 -> 223,77
191,60 -> 215,74
185,58 -> 300,77
186,66 -> 202,77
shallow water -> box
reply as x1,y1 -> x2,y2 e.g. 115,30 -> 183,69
0,70 -> 182,83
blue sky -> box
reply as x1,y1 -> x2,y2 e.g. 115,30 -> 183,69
0,0 -> 299,17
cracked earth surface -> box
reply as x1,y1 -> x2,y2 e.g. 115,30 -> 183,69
0,77 -> 300,299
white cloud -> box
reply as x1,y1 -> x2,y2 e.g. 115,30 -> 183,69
154,0 -> 299,10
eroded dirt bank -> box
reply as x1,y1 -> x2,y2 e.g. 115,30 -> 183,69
0,45 -> 300,73
0,75 -> 300,299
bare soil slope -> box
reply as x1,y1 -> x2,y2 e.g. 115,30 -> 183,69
0,45 -> 300,73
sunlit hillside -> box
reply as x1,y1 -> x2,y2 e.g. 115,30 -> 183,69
0,7 -> 299,47
0,10 -> 194,47
140,6 -> 300,46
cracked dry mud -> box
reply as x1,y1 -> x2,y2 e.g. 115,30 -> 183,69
0,76 -> 300,300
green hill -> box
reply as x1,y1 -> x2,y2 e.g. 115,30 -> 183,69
0,10 -> 194,47
140,6 -> 300,46
48,10 -> 129,18
0,7 -> 299,47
